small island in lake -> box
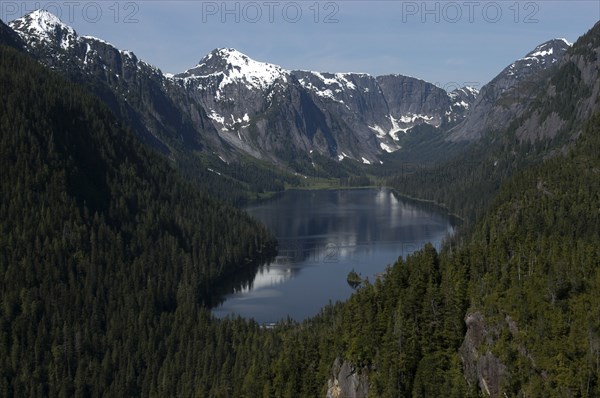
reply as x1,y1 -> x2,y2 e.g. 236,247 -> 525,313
347,269 -> 363,289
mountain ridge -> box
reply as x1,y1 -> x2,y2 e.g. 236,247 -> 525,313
7,10 -> 477,166
448,38 -> 573,141
4,9 -> 580,175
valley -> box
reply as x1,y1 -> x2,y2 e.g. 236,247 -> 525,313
1,8 -> 599,397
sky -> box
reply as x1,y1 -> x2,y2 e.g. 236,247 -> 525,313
2,1 -> 599,89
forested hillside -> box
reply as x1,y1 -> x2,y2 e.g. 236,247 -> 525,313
0,43 -> 277,396
390,21 -> 600,223
1,14 -> 600,397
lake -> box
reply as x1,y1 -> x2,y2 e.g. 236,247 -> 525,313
212,188 -> 456,323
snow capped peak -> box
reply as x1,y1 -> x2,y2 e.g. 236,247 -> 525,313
182,47 -> 289,90
9,9 -> 77,50
524,38 -> 571,60
21,9 -> 65,27
505,38 -> 571,77
211,47 -> 255,62
555,38 -> 573,47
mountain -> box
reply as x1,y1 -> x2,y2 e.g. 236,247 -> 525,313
8,10 -> 475,169
448,38 -> 572,141
5,10 -> 290,203
454,23 -> 600,146
392,21 -> 600,223
0,40 -> 280,396
173,48 -> 475,164
6,10 -> 586,176
8,10 -> 223,155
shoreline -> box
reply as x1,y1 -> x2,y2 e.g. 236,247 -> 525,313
247,183 -> 465,224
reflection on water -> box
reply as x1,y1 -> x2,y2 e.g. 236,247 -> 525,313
212,188 -> 455,323
241,262 -> 295,293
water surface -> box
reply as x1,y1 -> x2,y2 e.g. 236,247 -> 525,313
213,188 -> 455,323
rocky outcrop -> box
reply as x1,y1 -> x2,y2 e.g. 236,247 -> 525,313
460,312 -> 507,397
326,358 -> 369,398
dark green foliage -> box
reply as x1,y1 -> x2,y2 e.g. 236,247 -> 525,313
0,43 -> 276,396
388,22 -> 599,225
459,112 -> 600,396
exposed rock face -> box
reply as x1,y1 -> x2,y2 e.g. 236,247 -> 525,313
448,39 -> 572,142
174,48 -> 475,163
8,10 -> 231,156
460,312 -> 507,397
9,10 -> 598,170
326,358 -> 369,398
7,11 -> 477,167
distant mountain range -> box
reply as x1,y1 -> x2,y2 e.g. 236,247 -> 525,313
1,10 -> 579,170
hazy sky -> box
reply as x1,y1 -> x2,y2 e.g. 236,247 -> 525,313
3,1 -> 599,89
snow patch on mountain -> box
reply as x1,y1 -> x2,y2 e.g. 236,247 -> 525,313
506,39 -> 572,77
369,115 -> 414,141
310,72 -> 357,90
450,86 -> 479,100
298,72 -> 357,103
368,125 -> 387,138
207,110 -> 227,130
529,47 -> 554,58
186,48 -> 289,91
380,142 -> 397,153
314,88 -> 345,104
556,37 -> 573,46
80,35 -> 113,47
399,113 -> 434,123
9,9 -> 76,50
337,152 -> 353,162
388,115 -> 410,140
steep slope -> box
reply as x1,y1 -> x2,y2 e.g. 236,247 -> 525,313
0,40 -> 280,396
318,109 -> 600,398
449,38 -> 572,141
454,111 -> 600,396
7,12 -> 444,167
0,18 -> 24,49
7,10 -> 478,166
392,22 -> 600,222
174,48 -> 475,164
7,11 -> 299,202
6,10 -> 477,182
8,10 -> 221,154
